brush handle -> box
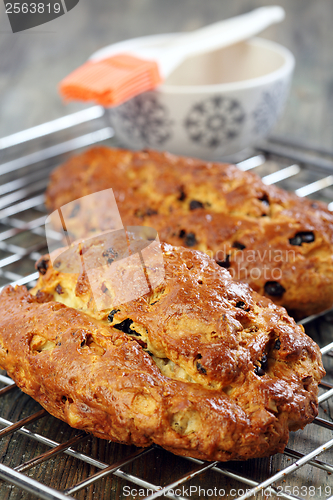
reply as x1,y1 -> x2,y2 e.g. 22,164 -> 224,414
136,6 -> 285,78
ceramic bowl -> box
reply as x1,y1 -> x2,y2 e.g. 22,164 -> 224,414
91,33 -> 295,160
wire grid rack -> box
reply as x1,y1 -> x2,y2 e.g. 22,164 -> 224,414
0,107 -> 333,500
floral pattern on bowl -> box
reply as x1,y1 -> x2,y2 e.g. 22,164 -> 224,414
252,80 -> 290,135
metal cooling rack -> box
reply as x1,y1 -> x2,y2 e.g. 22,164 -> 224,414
0,107 -> 333,500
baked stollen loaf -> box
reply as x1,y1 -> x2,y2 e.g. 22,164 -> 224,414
45,147 -> 333,320
0,242 -> 324,461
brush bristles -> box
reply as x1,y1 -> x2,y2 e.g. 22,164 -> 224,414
59,54 -> 163,107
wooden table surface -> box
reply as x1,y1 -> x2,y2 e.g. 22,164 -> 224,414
0,1 -> 333,499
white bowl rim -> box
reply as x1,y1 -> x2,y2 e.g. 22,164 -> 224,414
90,33 -> 295,94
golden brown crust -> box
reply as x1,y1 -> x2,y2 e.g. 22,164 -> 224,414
45,147 -> 333,319
0,243 -> 324,461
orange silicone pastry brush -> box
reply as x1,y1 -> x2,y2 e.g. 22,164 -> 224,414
60,54 -> 162,107
59,6 -> 285,107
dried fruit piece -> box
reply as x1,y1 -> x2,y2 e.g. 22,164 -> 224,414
289,232 -> 315,246
264,281 -> 286,297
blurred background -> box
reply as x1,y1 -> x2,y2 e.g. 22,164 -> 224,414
0,0 -> 332,149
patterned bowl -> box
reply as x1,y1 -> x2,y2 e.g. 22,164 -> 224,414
91,33 -> 294,160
